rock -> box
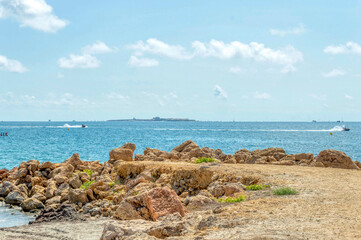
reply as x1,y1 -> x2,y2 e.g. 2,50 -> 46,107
234,149 -> 251,163
46,196 -> 61,205
148,212 -> 185,238
32,193 -> 46,202
100,220 -> 157,240
45,180 -> 57,199
254,156 -> 277,164
126,176 -> 146,190
27,159 -> 40,173
295,153 -> 314,164
313,150 -> 359,169
186,195 -> 214,208
171,140 -> 199,154
114,200 -> 142,220
197,215 -> 217,230
64,153 -> 83,170
15,168 -> 28,179
274,155 -> 296,165
49,164 -> 74,179
69,175 -> 82,189
30,185 -> 45,197
54,175 -> 68,184
68,189 -> 88,204
5,191 -> 27,205
0,169 -> 9,181
21,198 -> 44,211
251,148 -> 287,163
31,176 -> 44,187
224,183 -> 244,196
30,204 -> 85,224
39,161 -> 56,170
0,181 -> 17,197
146,187 -> 185,221
109,143 -> 136,162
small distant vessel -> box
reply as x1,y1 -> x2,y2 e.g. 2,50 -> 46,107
81,124 -> 87,128
312,120 -> 317,123
342,126 -> 350,131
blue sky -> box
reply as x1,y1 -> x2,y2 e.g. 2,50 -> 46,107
1,0 -> 361,121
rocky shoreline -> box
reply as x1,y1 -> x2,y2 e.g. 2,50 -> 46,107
0,140 -> 360,239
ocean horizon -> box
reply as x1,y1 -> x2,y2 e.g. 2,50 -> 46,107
1,121 -> 359,170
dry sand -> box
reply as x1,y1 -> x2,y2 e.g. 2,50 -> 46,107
1,163 -> 360,240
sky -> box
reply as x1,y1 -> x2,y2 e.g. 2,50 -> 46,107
1,0 -> 361,121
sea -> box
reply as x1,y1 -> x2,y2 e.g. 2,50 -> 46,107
0,121 -> 360,227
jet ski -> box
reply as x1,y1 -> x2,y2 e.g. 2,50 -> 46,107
342,126 -> 350,131
81,124 -> 87,128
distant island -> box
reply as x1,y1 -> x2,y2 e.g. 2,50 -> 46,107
108,116 -> 196,122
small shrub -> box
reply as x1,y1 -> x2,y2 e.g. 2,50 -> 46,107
80,180 -> 94,190
218,195 -> 246,203
246,184 -> 263,191
109,182 -> 115,187
195,157 -> 216,164
134,191 -> 139,196
272,187 -> 298,196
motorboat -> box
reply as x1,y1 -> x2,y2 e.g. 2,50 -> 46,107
342,126 -> 350,131
81,124 -> 87,128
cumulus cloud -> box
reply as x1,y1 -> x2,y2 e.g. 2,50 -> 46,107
58,41 -> 114,69
324,42 -> 361,55
0,55 -> 27,73
128,38 -> 303,72
193,40 -> 303,73
322,69 -> 345,78
129,38 -> 193,60
0,0 -> 68,32
214,85 -> 228,99
82,41 -> 116,55
58,54 -> 100,69
128,56 -> 159,67
253,92 -> 271,99
270,24 -> 305,37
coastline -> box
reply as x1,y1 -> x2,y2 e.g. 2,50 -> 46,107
1,140 -> 361,239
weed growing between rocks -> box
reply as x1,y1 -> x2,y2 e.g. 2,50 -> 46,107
218,195 -> 246,203
195,157 -> 216,164
272,187 -> 298,195
80,180 -> 94,190
245,184 -> 270,191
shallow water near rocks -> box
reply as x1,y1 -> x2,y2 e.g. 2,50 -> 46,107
0,202 -> 35,228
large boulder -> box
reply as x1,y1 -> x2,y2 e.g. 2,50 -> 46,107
30,204 -> 85,224
145,187 -> 185,221
109,143 -> 136,162
251,148 -> 287,163
21,198 -> 45,211
171,140 -> 199,154
312,150 -> 359,169
114,200 -> 142,220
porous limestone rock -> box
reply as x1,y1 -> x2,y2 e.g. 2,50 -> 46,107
21,198 -> 44,211
312,150 -> 359,169
109,143 -> 136,162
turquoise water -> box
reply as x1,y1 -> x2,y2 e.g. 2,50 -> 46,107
0,121 -> 360,170
0,202 -> 35,228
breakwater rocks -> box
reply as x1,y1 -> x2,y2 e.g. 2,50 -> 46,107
0,140 -> 359,239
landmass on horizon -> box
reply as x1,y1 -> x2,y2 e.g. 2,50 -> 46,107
107,116 -> 196,122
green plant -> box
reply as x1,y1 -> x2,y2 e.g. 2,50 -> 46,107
134,191 -> 139,196
218,195 -> 246,203
272,187 -> 298,196
246,184 -> 263,191
109,182 -> 115,187
80,180 -> 94,190
195,157 -> 216,164
83,169 -> 93,176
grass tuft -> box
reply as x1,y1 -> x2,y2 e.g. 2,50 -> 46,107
218,195 -> 246,203
195,157 -> 216,164
272,187 -> 298,196
246,184 -> 263,191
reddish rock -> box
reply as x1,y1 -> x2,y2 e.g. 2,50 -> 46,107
64,153 -> 83,170
146,187 -> 185,221
109,143 -> 136,162
313,150 -> 359,170
0,169 -> 9,181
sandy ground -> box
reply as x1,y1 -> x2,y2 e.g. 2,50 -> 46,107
1,163 -> 361,239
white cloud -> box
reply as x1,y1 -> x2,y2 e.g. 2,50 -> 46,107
58,54 -> 100,69
214,85 -> 228,99
253,92 -> 271,99
324,42 -> 361,55
58,41 -> 114,69
82,41 -> 116,55
345,94 -> 353,100
129,38 -> 193,60
322,69 -> 345,78
128,56 -> 159,67
270,24 -> 305,37
0,0 -> 68,32
192,40 -> 303,73
0,55 -> 27,73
